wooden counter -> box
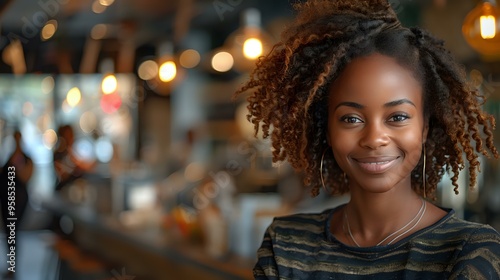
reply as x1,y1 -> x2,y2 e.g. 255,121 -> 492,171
43,194 -> 254,280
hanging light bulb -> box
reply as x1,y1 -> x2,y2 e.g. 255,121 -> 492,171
102,74 -> 117,94
225,8 -> 274,72
159,61 -> 177,82
243,38 -> 263,59
211,50 -> 234,72
157,41 -> 177,83
99,58 -> 117,94
462,0 -> 500,58
66,87 -> 82,107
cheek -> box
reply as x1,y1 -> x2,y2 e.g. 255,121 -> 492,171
399,129 -> 424,167
328,130 -> 354,164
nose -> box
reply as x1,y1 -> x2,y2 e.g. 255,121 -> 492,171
359,121 -> 390,149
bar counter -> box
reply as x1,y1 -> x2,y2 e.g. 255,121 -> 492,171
42,194 -> 254,280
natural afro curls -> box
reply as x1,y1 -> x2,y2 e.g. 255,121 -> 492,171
235,0 -> 499,198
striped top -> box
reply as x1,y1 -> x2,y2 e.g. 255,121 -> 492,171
254,205 -> 500,279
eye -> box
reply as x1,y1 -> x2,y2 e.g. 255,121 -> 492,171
388,114 -> 409,122
340,116 -> 363,123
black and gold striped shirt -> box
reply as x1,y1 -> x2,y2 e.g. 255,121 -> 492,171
254,206 -> 500,279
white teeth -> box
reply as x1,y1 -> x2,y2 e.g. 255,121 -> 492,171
366,161 -> 391,165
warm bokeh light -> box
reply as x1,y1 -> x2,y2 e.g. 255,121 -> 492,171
92,0 -> 106,13
41,20 -> 58,41
22,102 -> 33,116
102,74 -> 117,94
91,24 -> 107,40
179,49 -> 201,68
80,111 -> 98,133
243,38 -> 263,59
42,129 -> 57,149
159,61 -> 177,82
462,1 -> 500,57
138,60 -> 158,80
480,15 -> 496,39
100,92 -> 122,114
211,51 -> 234,72
66,87 -> 82,107
128,185 -> 156,210
41,76 -> 55,94
99,0 -> 115,6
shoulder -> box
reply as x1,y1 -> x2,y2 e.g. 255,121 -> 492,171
438,214 -> 500,239
270,209 -> 332,227
422,213 -> 500,248
266,209 -> 333,238
255,210 -> 333,280
438,216 -> 500,278
411,213 -> 500,278
450,217 -> 500,257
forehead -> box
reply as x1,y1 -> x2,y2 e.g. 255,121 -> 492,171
329,53 -> 422,103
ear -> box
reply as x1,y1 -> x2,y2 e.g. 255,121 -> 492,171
326,129 -> 331,146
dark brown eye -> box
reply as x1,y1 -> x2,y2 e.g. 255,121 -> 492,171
388,114 -> 409,122
341,116 -> 362,123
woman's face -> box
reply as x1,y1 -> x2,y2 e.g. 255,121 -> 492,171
327,53 -> 427,194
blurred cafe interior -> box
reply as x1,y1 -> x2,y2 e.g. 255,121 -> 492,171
0,0 -> 500,279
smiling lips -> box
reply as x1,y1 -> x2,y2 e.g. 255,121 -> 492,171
353,156 -> 400,173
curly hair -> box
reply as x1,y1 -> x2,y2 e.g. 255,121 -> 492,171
235,0 -> 499,199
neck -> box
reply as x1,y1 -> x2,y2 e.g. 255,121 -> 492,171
345,180 -> 423,245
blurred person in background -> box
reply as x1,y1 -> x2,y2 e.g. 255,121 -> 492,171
0,130 -> 33,279
50,125 -> 95,236
53,124 -> 95,192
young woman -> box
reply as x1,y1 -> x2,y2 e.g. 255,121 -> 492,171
236,0 -> 500,278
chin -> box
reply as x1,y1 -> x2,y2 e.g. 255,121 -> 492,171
352,175 -> 408,194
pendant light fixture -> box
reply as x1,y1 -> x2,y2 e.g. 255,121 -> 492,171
462,0 -> 500,59
225,8 -> 274,72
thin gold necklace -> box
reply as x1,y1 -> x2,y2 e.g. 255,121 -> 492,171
344,198 -> 426,247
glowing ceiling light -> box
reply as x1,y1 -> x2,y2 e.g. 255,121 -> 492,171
159,61 -> 177,82
66,87 -> 81,107
480,15 -> 496,39
462,1 -> 500,57
211,51 -> 234,72
243,38 -> 263,59
102,74 -> 117,94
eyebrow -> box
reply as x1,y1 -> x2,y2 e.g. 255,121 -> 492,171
334,98 -> 416,111
384,99 -> 416,108
334,102 -> 364,111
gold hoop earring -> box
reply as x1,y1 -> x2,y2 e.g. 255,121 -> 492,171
320,148 -> 328,193
422,145 -> 426,198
